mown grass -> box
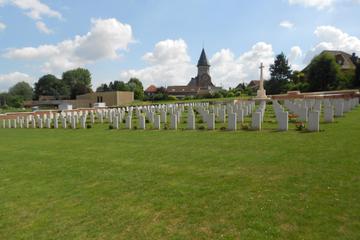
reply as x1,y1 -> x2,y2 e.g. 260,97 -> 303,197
0,107 -> 359,239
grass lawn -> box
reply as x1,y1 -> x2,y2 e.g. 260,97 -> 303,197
0,106 -> 360,239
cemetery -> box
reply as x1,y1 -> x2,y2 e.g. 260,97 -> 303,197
1,90 -> 360,239
0,95 -> 359,133
2,0 -> 360,238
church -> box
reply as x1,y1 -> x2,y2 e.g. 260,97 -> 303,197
166,48 -> 221,98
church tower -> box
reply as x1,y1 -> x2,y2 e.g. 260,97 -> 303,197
197,48 -> 210,76
195,48 -> 214,88
187,48 -> 215,88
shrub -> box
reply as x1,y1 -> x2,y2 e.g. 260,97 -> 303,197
86,124 -> 92,129
184,96 -> 193,100
133,126 -> 138,130
226,92 -> 235,98
168,95 -> 178,101
145,119 -> 150,123
295,122 -> 305,131
109,125 -> 114,130
198,125 -> 205,130
197,119 -> 204,124
220,126 -> 227,131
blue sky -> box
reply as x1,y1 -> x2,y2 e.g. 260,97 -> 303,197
0,0 -> 360,91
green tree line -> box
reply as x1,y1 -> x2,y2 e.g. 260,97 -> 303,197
265,52 -> 360,94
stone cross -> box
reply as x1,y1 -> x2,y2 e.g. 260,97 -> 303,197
255,62 -> 268,99
259,62 -> 265,91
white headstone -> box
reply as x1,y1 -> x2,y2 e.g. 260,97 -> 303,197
251,112 -> 261,130
228,113 -> 237,131
187,113 -> 196,130
334,99 -> 344,117
139,115 -> 146,130
237,109 -> 244,123
154,115 -> 161,130
324,105 -> 334,123
71,116 -> 76,129
125,115 -> 132,129
170,114 -> 177,130
113,116 -> 119,129
277,111 -> 288,131
308,111 -> 320,132
207,113 -> 215,130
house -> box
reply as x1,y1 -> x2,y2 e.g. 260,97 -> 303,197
303,50 -> 357,73
247,80 -> 260,91
144,85 -> 158,96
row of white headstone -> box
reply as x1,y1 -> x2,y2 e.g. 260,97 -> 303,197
280,97 -> 360,132
108,101 -> 256,131
1,97 -> 358,131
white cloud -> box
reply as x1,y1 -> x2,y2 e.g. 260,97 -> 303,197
120,40 -> 275,89
9,0 -> 61,20
4,18 -> 134,73
304,25 -> 360,63
235,42 -> 275,81
289,46 -> 303,70
288,0 -> 335,9
0,72 -> 34,91
280,20 -> 294,29
0,21 -> 6,31
35,21 -> 53,34
290,46 -> 302,61
0,0 -> 61,33
142,39 -> 190,65
120,39 -> 195,88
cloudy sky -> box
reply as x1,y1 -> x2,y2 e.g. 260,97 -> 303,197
0,0 -> 360,91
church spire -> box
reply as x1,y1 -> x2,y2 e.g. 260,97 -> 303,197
197,48 -> 210,67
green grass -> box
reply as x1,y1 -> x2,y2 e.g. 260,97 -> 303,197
0,108 -> 31,114
0,107 -> 360,239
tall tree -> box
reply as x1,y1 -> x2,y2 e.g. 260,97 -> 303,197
307,52 -> 341,91
267,53 -> 292,94
34,74 -> 69,100
62,68 -> 92,99
354,62 -> 360,88
112,80 -> 129,91
351,53 -> 358,65
8,81 -> 33,100
127,78 -> 144,100
96,83 -> 109,92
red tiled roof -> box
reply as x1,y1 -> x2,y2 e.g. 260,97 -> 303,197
145,85 -> 157,93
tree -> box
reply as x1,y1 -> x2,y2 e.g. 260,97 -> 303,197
112,80 -> 129,91
96,83 -> 109,92
354,62 -> 360,88
0,92 -> 23,108
307,52 -> 341,91
9,82 -> 33,100
351,53 -> 358,65
34,74 -> 69,100
127,78 -> 144,100
266,53 -> 292,94
62,68 -> 92,99
349,53 -> 360,88
0,92 -> 10,107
